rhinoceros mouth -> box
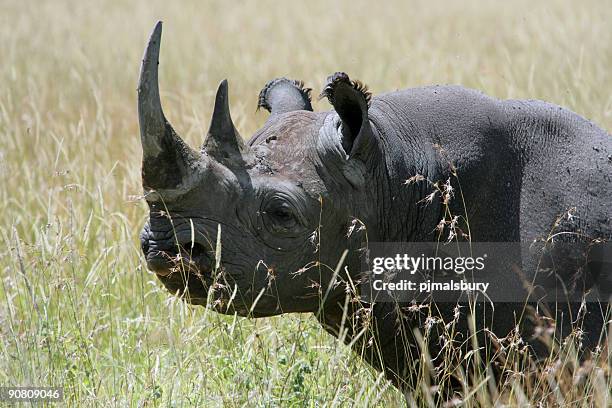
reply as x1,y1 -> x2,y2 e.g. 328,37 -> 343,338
142,238 -> 216,303
150,243 -> 215,304
156,271 -> 211,306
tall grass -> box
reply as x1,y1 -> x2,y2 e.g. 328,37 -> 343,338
0,0 -> 610,405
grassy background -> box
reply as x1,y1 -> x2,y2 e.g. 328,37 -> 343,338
0,0 -> 610,406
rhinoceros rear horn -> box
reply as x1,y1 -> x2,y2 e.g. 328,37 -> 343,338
202,80 -> 251,166
138,21 -> 199,191
257,78 -> 313,116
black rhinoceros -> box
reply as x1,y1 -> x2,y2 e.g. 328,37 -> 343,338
137,22 -> 611,391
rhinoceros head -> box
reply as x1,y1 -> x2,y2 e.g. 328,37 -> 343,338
138,22 -> 377,316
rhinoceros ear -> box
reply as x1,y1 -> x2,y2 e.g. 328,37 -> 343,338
257,78 -> 313,116
319,72 -> 373,159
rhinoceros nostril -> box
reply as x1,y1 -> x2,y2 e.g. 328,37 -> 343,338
185,242 -> 206,257
179,242 -> 215,270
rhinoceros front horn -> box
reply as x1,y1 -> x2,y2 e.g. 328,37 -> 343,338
138,21 -> 199,192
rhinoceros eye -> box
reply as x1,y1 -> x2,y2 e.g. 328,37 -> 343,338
264,199 -> 299,233
271,206 -> 293,222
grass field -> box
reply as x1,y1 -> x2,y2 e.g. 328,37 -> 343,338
0,0 -> 610,406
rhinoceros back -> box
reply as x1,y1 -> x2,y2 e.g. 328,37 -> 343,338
365,85 -> 610,355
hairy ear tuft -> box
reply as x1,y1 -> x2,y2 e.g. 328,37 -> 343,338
319,72 -> 371,108
257,78 -> 313,115
319,72 -> 373,157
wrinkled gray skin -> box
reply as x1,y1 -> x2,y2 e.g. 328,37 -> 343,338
138,23 -> 611,390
